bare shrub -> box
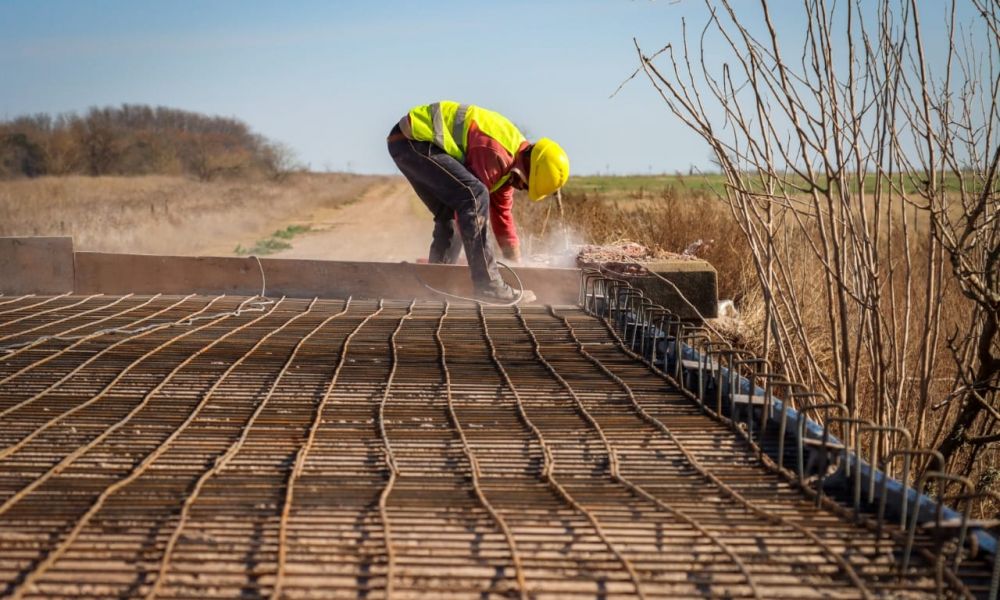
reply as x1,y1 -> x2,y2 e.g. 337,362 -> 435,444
260,141 -> 302,182
621,0 -> 999,502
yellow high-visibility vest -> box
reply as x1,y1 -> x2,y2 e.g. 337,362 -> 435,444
408,101 -> 526,192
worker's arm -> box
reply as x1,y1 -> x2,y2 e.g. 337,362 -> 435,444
465,123 -> 520,259
489,186 -> 520,261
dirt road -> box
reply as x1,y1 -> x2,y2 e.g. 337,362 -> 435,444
0,173 -> 389,257
273,178 -> 434,262
2,173 -> 438,262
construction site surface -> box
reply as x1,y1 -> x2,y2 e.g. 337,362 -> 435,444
0,237 -> 996,599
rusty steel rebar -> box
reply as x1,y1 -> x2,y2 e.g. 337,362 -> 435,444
0,293 -> 71,319
0,295 -> 132,346
522,305 -> 761,599
0,295 -> 996,599
547,305 -> 874,597
0,295 -> 190,379
0,294 -> 167,356
271,297 -> 378,600
437,302 -> 528,599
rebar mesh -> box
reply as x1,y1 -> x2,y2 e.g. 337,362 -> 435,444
0,295 -> 994,598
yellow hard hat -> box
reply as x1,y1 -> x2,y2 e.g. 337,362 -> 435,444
528,138 -> 569,201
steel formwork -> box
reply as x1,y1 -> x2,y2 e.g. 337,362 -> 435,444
0,295 -> 994,598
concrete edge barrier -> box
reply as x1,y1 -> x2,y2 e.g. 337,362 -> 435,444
0,237 -> 720,316
0,237 -> 579,305
0,237 -> 75,295
71,251 -> 583,304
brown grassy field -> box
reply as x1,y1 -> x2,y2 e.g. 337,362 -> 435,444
0,173 -> 387,256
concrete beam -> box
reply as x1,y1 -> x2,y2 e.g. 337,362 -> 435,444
72,252 -> 582,304
0,237 -> 75,295
0,237 -> 719,314
606,259 -> 719,319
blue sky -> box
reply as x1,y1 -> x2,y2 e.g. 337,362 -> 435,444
0,1 -> 971,175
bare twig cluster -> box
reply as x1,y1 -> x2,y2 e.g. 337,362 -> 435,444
632,0 -> 999,490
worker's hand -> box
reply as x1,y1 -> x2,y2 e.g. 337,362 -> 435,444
501,245 -> 521,263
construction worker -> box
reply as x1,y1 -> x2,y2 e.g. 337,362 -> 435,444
387,101 -> 569,301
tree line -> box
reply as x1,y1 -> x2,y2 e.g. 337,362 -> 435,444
0,104 -> 297,181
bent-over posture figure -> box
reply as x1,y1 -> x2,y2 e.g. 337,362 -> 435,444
387,101 -> 569,301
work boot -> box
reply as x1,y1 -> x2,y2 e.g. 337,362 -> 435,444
476,279 -> 535,303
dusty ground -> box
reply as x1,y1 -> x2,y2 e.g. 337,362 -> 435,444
0,173 -> 432,259
270,179 -> 433,262
0,173 -> 537,264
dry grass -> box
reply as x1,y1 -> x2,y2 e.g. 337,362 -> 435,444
0,173 -> 386,256
516,178 -> 972,369
515,182 -> 750,299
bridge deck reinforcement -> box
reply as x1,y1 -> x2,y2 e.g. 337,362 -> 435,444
0,295 -> 992,598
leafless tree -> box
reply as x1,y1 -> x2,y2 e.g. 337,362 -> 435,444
629,0 -> 998,493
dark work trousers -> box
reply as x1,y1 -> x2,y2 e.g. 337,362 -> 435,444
387,131 -> 500,289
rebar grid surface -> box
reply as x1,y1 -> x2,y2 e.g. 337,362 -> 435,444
0,295 -> 993,599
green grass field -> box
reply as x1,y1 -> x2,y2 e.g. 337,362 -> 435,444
566,170 -> 974,197
565,173 -> 727,196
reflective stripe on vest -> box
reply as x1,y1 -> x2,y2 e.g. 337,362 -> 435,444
452,103 -> 469,150
408,101 -> 526,167
429,102 -> 466,151
490,173 -> 511,194
429,101 -> 470,155
410,101 -> 467,160
430,102 -> 445,149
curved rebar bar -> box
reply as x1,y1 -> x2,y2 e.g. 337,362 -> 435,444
270,298 -> 384,600
544,305 -> 762,599
436,302 -> 528,599
478,303 -> 647,600
4,297 -> 290,600
376,300 -> 416,599
0,294 -> 33,309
